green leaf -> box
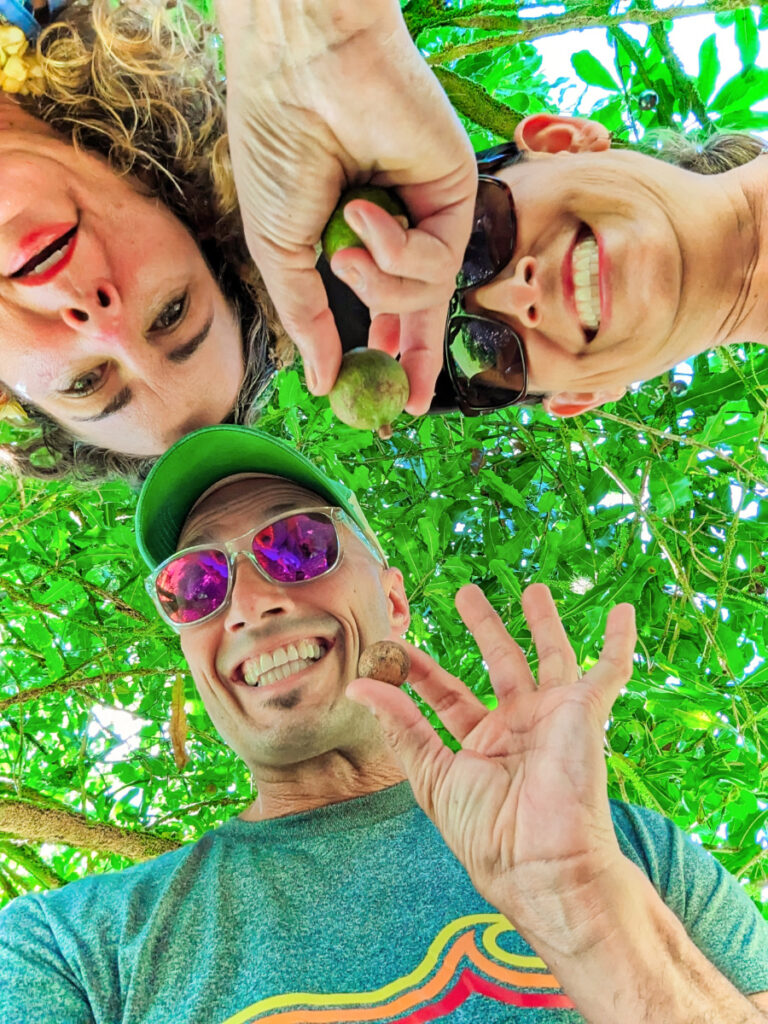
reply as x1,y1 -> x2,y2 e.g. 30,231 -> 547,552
733,9 -> 759,67
710,66 -> 768,113
696,34 -> 720,103
571,50 -> 619,91
648,464 -> 694,517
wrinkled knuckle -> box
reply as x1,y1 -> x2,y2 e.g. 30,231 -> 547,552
432,690 -> 464,718
487,640 -> 511,666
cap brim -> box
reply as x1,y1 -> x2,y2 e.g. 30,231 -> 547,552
136,425 -> 364,569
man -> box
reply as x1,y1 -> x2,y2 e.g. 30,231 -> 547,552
1,424 -> 767,1023
319,113 -> 768,421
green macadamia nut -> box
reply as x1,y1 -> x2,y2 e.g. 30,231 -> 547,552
358,640 -> 411,686
328,348 -> 409,433
322,186 -> 409,260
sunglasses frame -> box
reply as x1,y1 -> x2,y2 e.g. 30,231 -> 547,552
444,175 -> 530,416
146,505 -> 387,631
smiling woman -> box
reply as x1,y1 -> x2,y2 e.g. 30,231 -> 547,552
0,0 -> 290,480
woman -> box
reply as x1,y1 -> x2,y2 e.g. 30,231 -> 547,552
0,0 -> 478,480
0,0 -> 290,480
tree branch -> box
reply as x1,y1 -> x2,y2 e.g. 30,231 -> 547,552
0,667 -> 164,715
0,797 -> 182,860
0,841 -> 65,890
433,67 -> 525,138
426,0 -> 757,65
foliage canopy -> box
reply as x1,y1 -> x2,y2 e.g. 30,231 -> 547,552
0,0 -> 766,917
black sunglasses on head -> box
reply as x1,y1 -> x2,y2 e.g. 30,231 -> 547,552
320,143 -> 536,416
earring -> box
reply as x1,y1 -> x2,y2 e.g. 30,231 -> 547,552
0,393 -> 29,425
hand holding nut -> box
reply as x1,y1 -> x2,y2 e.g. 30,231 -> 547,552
358,641 -> 410,687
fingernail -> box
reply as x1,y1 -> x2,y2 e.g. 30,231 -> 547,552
335,265 -> 363,291
305,366 -> 317,392
345,207 -> 366,235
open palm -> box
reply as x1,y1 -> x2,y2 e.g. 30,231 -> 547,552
347,583 -> 636,914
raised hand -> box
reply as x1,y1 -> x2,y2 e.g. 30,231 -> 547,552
215,0 -> 476,414
346,583 -> 637,918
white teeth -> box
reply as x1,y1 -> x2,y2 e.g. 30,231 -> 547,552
572,234 -> 600,332
240,640 -> 327,688
26,238 -> 72,277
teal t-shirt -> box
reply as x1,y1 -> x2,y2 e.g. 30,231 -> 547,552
1,784 -> 766,1023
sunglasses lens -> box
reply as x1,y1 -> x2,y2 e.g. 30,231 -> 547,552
447,316 -> 526,410
155,549 -> 229,625
252,512 -> 339,583
456,178 -> 516,291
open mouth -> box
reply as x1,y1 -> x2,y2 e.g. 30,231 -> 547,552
10,225 -> 78,283
572,225 -> 601,342
235,638 -> 330,689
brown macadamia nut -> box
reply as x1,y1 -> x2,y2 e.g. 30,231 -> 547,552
358,640 -> 410,686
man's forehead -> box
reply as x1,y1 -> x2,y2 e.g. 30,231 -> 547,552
178,475 -> 327,547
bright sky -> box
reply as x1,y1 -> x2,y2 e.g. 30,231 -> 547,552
534,7 -> 767,136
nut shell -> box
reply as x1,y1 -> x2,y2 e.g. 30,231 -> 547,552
328,347 -> 409,432
358,640 -> 410,686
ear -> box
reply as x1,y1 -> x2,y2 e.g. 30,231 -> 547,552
514,115 -> 611,155
382,567 -> 410,636
543,388 -> 626,418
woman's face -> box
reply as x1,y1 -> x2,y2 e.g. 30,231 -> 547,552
465,116 -> 757,416
0,100 -> 243,456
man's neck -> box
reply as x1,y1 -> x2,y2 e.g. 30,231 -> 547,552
239,745 -> 407,822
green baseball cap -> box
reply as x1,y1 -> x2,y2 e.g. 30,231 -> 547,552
136,425 -> 383,570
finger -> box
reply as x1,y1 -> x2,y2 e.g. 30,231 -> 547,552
255,256 -> 343,396
367,313 -> 401,357
345,676 -> 453,810
521,584 -> 580,689
398,307 -> 446,415
343,200 -> 458,287
581,604 -> 637,713
391,641 -> 489,743
454,584 -> 536,699
330,249 -> 452,315
397,170 -> 477,277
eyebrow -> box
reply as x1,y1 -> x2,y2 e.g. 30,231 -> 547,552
167,316 -> 214,364
73,386 -> 133,423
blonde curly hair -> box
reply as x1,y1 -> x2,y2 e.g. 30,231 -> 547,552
0,0 -> 292,484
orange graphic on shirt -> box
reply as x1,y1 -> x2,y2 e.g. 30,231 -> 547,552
222,913 -> 575,1023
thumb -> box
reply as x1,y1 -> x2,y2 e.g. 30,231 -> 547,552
251,256 -> 343,396
346,678 -> 452,800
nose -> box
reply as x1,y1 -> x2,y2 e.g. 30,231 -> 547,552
59,279 -> 125,336
223,554 -> 296,633
471,256 -> 542,329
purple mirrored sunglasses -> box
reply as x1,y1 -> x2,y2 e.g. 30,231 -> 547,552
146,506 -> 385,629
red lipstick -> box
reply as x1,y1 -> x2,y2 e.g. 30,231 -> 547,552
9,223 -> 78,287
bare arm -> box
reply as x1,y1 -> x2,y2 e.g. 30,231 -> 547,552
348,583 -> 768,1023
503,854 -> 768,1023
215,0 -> 477,411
